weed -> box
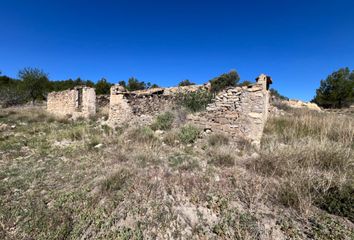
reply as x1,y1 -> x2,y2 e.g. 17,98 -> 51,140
168,153 -> 200,171
208,133 -> 229,146
150,111 -> 174,131
163,130 -> 180,146
207,148 -> 235,167
178,124 -> 200,144
127,126 -> 157,144
176,89 -> 214,112
315,184 -> 354,222
101,168 -> 132,195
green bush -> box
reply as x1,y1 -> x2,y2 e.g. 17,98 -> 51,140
210,70 -> 240,93
178,125 -> 200,144
315,184 -> 354,222
176,90 -> 214,112
150,112 -> 174,130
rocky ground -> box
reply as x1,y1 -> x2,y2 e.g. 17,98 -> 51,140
0,106 -> 353,239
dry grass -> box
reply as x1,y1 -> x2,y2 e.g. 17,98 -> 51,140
249,109 -> 354,217
0,107 -> 353,239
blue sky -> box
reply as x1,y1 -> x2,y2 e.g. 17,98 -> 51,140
1,0 -> 354,101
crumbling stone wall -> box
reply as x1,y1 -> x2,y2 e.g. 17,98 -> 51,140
108,74 -> 272,144
109,85 -> 209,125
188,74 -> 272,144
47,86 -> 96,118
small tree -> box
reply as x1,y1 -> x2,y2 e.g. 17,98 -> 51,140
210,70 -> 240,93
95,78 -> 112,95
178,79 -> 195,86
19,67 -> 49,103
150,83 -> 160,88
313,68 -> 354,108
118,80 -> 126,88
126,77 -> 146,91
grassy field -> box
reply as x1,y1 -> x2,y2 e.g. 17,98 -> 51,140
0,106 -> 353,239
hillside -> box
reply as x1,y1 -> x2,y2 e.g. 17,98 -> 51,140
0,106 -> 353,239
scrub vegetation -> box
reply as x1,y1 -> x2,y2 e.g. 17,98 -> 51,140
0,106 -> 353,239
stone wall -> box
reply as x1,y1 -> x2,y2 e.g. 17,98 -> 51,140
188,74 -> 271,144
47,86 -> 96,118
108,74 -> 272,144
108,84 -> 209,125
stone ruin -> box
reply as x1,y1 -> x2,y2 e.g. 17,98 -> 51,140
188,74 -> 272,144
46,74 -> 272,144
47,86 -> 96,118
108,84 -> 210,125
108,74 -> 272,144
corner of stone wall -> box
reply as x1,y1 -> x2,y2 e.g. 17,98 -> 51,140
187,74 -> 272,146
108,84 -> 133,126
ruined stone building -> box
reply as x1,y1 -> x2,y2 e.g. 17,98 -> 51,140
109,74 -> 272,144
47,86 -> 96,118
46,74 -> 272,144
188,74 -> 272,144
108,84 -> 209,125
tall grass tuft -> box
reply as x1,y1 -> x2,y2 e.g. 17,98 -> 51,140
249,109 -> 354,217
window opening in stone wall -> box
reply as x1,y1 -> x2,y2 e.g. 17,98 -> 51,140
77,88 -> 83,111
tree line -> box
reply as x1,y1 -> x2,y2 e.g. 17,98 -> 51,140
1,67 -> 353,108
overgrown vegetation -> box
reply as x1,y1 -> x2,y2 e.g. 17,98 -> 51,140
249,109 -> 354,218
178,124 -> 200,144
209,70 -> 240,93
176,89 -> 214,112
178,79 -> 195,86
208,133 -> 230,146
150,112 -> 174,130
0,106 -> 353,239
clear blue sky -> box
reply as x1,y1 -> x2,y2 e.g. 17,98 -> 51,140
1,0 -> 354,101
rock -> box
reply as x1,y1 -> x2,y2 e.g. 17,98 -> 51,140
155,130 -> 164,135
10,125 -> 16,129
215,175 -> 220,182
94,143 -> 103,149
0,123 -> 8,131
282,99 -> 321,111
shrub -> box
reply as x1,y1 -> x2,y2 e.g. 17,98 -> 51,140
176,90 -> 214,112
210,70 -> 240,93
178,79 -> 195,86
208,133 -> 229,146
208,150 -> 235,167
101,168 -> 132,195
128,126 -> 156,143
178,125 -> 200,144
163,131 -> 180,146
69,127 -> 85,141
315,184 -> 354,222
150,112 -> 174,130
168,153 -> 199,171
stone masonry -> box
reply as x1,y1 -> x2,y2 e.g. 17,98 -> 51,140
109,84 -> 209,125
188,74 -> 272,144
108,74 -> 272,144
47,86 -> 96,118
